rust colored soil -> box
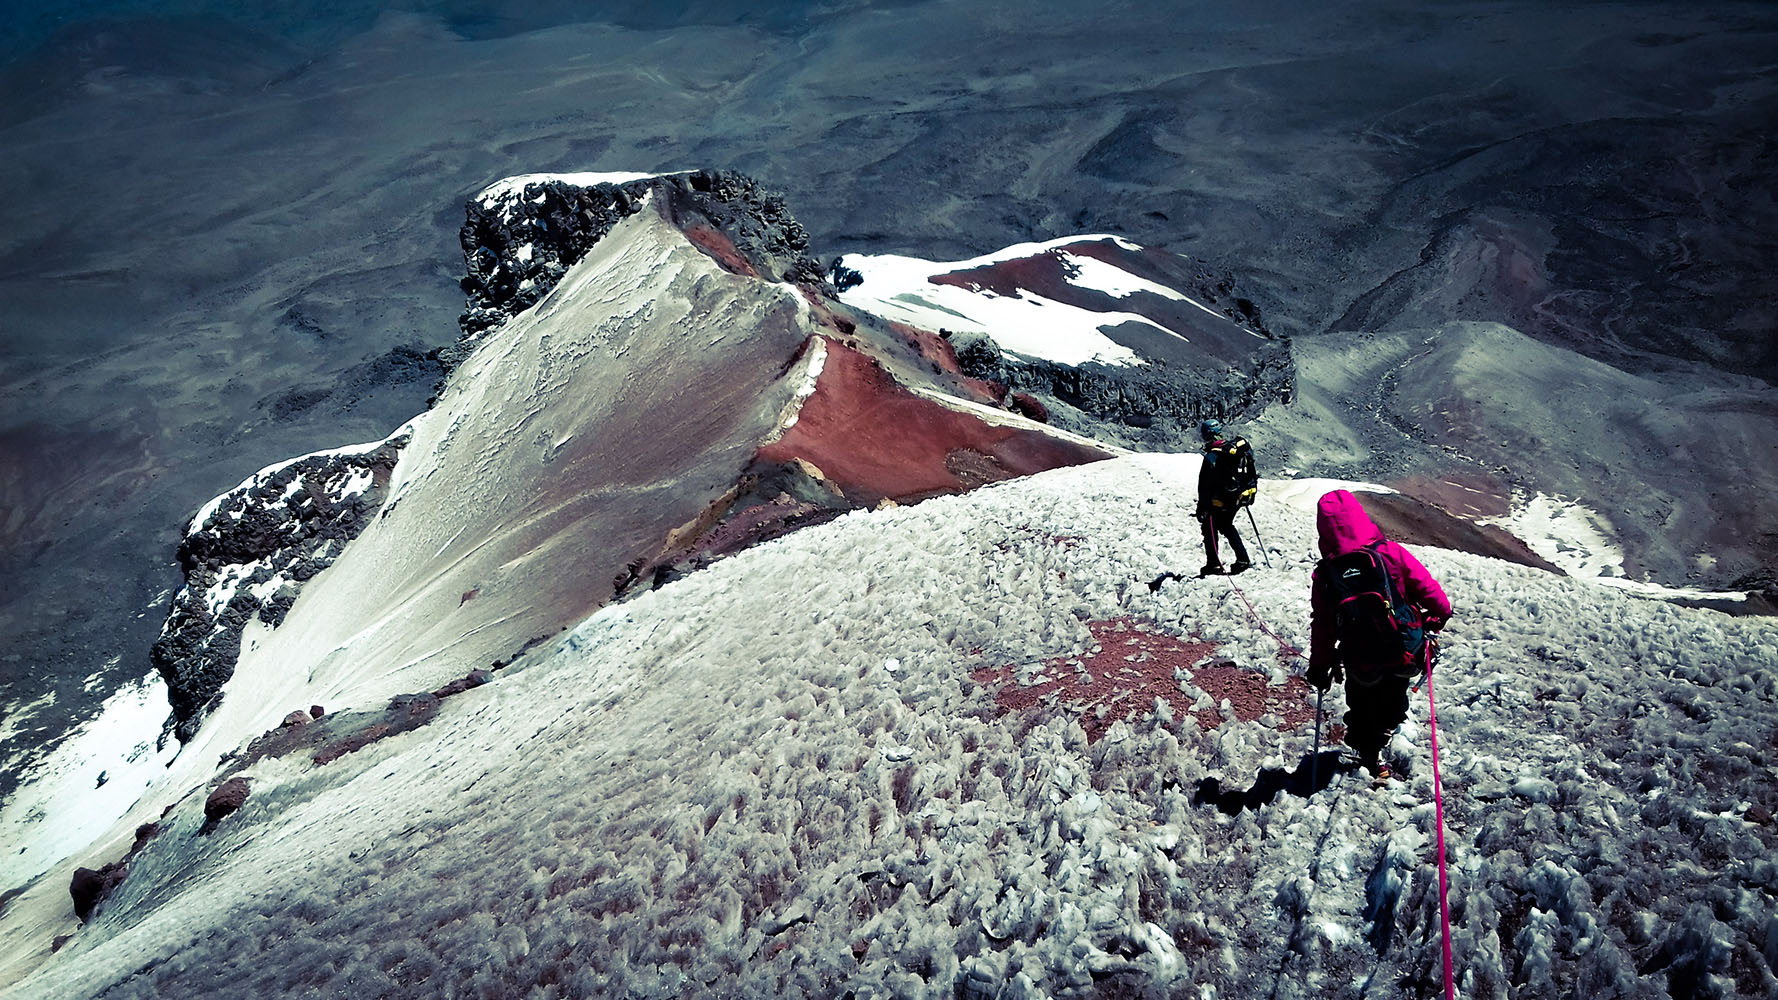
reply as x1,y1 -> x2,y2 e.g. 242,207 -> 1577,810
757,338 -> 1112,507
682,224 -> 758,277
973,618 -> 1325,743
884,320 -> 1005,405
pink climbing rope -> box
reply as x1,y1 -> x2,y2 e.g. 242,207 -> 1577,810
1425,653 -> 1456,1000
1227,580 -> 1309,663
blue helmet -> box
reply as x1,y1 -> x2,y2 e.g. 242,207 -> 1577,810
1199,418 -> 1224,441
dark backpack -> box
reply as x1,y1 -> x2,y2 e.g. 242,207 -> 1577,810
1318,544 -> 1425,684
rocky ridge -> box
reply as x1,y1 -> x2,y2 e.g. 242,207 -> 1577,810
452,168 -> 824,368
150,433 -> 408,744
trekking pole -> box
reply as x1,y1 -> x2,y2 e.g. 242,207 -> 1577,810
1245,507 -> 1272,568
1309,685 -> 1324,791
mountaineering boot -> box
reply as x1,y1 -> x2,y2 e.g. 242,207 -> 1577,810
1372,761 -> 1393,786
1360,749 -> 1383,779
1229,559 -> 1252,575
1199,562 -> 1224,576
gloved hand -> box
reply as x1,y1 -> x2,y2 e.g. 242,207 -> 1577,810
1238,487 -> 1257,506
1306,662 -> 1340,691
1423,614 -> 1447,633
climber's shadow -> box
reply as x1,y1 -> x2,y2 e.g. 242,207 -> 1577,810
1192,749 -> 1351,814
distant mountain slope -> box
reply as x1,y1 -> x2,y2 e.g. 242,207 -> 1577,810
835,236 -> 1292,451
1256,322 -> 1778,598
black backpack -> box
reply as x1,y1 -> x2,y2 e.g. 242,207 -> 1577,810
1318,544 -> 1426,684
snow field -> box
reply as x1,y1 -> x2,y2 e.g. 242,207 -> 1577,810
15,454 -> 1778,999
835,244 -> 1182,368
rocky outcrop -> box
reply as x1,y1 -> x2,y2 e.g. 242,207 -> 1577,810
949,327 -> 1294,440
69,861 -> 127,923
452,169 -> 824,368
151,433 -> 408,744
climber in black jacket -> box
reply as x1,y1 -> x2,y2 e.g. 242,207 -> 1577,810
1195,418 -> 1257,575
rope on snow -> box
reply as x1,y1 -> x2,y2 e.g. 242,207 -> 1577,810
1425,653 -> 1457,1000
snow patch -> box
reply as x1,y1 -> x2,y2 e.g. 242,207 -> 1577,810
772,337 -> 828,435
1482,491 -> 1746,601
0,672 -> 177,888
836,244 -> 1173,368
476,170 -> 689,205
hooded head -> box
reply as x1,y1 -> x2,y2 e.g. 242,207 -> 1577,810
1316,489 -> 1383,558
1198,418 -> 1224,443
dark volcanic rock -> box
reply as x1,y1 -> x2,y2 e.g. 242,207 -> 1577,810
313,691 -> 444,766
152,434 -> 408,744
950,327 -> 1294,443
69,863 -> 125,922
67,820 -> 163,922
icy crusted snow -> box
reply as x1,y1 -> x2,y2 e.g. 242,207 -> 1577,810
773,337 -> 828,435
12,454 -> 1777,1000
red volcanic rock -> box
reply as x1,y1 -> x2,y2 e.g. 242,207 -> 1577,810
683,223 -> 758,277
432,668 -> 494,699
309,705 -> 325,719
69,857 -> 136,921
203,777 -> 251,830
314,724 -> 391,766
65,816 -> 169,920
932,250 -> 1069,299
1010,392 -> 1049,423
280,710 -> 311,728
758,338 -> 1113,507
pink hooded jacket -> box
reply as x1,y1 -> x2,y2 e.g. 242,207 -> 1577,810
1309,490 -> 1452,672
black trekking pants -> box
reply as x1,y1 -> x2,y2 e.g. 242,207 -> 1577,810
1343,672 -> 1411,760
1199,507 -> 1249,566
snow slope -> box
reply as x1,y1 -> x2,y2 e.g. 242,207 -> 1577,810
9,454 -> 1775,999
0,200 -> 817,961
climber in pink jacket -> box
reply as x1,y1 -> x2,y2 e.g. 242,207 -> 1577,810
1307,490 -> 1452,780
